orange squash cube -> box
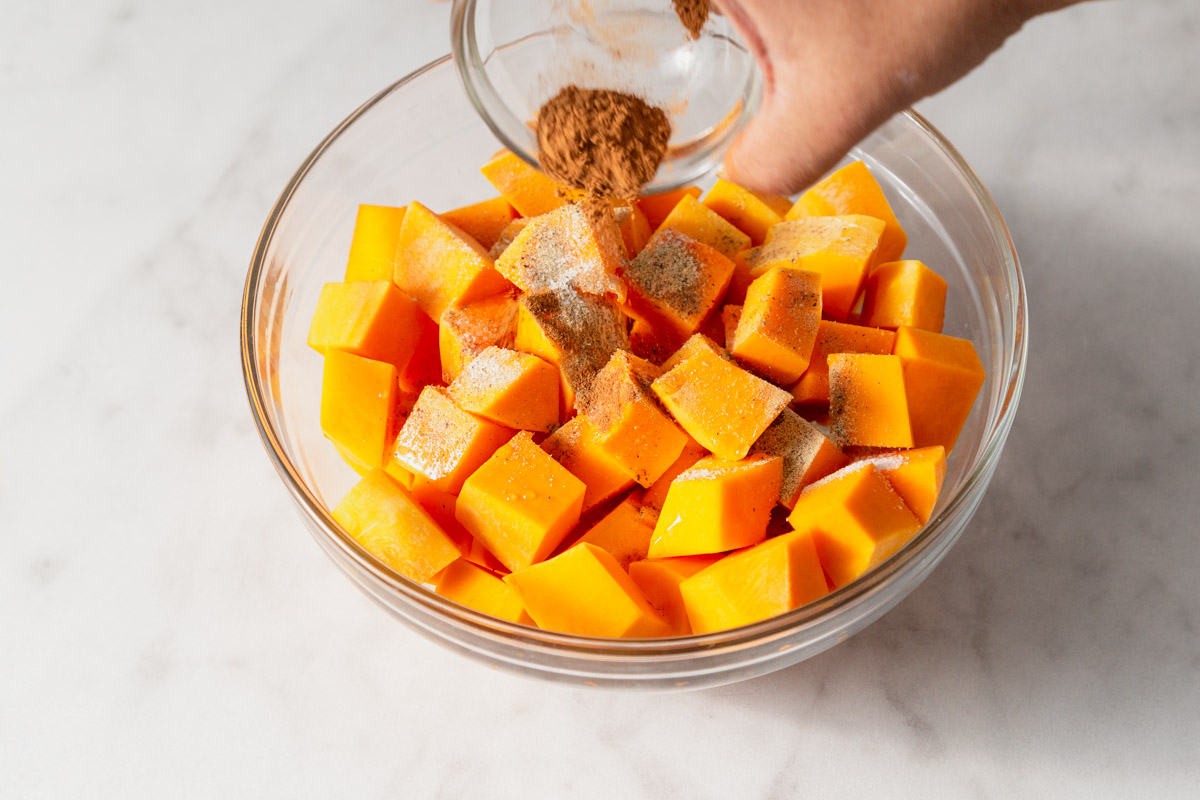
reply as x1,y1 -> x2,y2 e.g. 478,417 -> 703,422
487,217 -> 531,259
391,386 -> 516,494
331,469 -> 461,584
321,350 -> 399,470
438,293 -> 519,383
855,445 -> 947,524
729,267 -> 822,384
624,229 -> 736,342
893,326 -> 986,452
628,555 -> 722,635
860,260 -> 947,332
640,437 -> 708,511
344,203 -> 407,282
455,431 -> 586,571
723,248 -> 758,305
577,495 -> 659,569
396,308 -> 441,393
439,196 -> 517,251
752,215 -> 886,321
721,305 -> 743,347
446,346 -> 560,432
786,160 -> 908,264
702,178 -> 785,246
790,320 -> 897,406
307,281 -> 423,371
480,150 -> 566,217
614,204 -> 652,258
628,315 -> 678,365
828,353 -> 914,448
495,204 -> 627,301
654,194 -> 752,259
406,475 -> 472,553
435,559 -> 532,624
647,453 -> 783,558
514,288 -> 629,413
789,462 -> 921,588
393,201 -> 512,321
540,415 -> 636,512
504,542 -> 669,638
680,529 -> 828,634
636,185 -> 702,230
581,350 -> 689,487
651,334 -> 792,460
750,407 -> 850,508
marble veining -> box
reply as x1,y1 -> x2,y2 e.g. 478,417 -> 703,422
2,0 -> 1199,797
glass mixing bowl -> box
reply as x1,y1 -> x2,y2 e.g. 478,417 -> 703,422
451,0 -> 761,193
241,53 -> 1026,691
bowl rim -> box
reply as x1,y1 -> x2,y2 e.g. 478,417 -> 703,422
241,53 -> 1028,659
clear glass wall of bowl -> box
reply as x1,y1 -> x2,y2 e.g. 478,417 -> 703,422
242,55 -> 1026,691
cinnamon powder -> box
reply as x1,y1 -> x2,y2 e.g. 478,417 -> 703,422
673,0 -> 710,40
536,85 -> 670,201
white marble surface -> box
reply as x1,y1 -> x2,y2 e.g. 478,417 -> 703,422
3,0 -> 1199,796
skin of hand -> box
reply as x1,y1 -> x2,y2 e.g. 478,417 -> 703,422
714,0 -> 1087,194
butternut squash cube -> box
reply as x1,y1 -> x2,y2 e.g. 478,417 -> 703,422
787,160 -> 907,264
651,334 -> 792,460
438,293 -> 519,383
723,248 -> 758,305
581,350 -> 688,487
331,469 -> 461,584
788,462 -> 921,588
577,495 -> 659,569
855,445 -> 947,524
680,529 -> 828,633
721,305 -> 742,348
730,267 -> 822,384
391,386 -> 516,494
752,215 -> 886,321
641,437 -> 708,511
647,453 -> 783,558
393,201 -> 511,321
321,350 -> 398,470
654,194 -> 751,259
505,543 -> 669,638
514,288 -> 629,413
495,203 -> 626,301
628,555 -> 722,635
614,204 -> 652,258
439,196 -> 517,251
344,203 -> 406,282
750,408 -> 850,508
702,178 -> 785,246
480,150 -> 566,217
828,353 -> 914,448
396,308 -> 441,393
636,185 -> 702,230
540,415 -> 636,512
435,559 -> 533,624
628,316 -> 679,365
860,260 -> 947,332
446,346 -> 559,432
790,320 -> 896,406
488,217 -> 531,259
455,431 -> 586,571
625,229 -> 736,342
893,326 -> 986,452
408,475 -> 473,555
307,280 -> 423,371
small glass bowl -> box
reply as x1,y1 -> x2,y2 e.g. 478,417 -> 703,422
450,0 -> 761,193
240,53 -> 1026,692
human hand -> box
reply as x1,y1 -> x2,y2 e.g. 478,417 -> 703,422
715,0 -> 1086,194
